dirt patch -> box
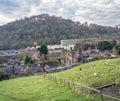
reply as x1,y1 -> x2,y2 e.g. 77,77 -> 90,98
99,84 -> 120,98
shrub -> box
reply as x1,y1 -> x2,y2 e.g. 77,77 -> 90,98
24,55 -> 36,64
19,68 -> 33,76
0,71 -> 9,81
9,75 -> 16,79
114,44 -> 120,55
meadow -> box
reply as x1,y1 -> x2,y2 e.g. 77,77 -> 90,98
0,75 -> 90,101
0,58 -> 120,101
51,58 -> 120,87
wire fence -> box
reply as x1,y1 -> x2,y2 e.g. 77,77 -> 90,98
43,74 -> 120,101
0,73 -> 119,101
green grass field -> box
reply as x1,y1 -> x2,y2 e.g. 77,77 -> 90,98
51,58 -> 120,87
0,75 -> 90,101
0,58 -> 119,101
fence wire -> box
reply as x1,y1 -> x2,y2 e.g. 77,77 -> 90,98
44,74 -> 120,101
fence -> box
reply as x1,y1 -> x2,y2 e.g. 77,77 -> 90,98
43,74 -> 120,101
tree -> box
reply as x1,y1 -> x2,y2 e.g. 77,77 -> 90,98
38,44 -> 48,61
74,43 -> 82,51
24,55 -> 35,64
57,57 -> 61,66
74,43 -> 95,51
24,55 -> 30,64
12,66 -> 15,75
97,41 -> 113,51
0,71 -> 9,81
82,43 -> 95,50
114,44 -> 120,55
111,40 -> 117,47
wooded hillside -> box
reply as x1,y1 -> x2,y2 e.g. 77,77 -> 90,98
0,14 -> 119,49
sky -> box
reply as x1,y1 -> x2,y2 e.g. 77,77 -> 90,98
0,0 -> 120,26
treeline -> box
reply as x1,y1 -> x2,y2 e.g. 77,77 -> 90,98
0,14 -> 120,50
74,40 -> 118,51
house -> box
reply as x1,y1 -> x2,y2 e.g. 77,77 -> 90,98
25,47 -> 39,60
48,45 -> 64,53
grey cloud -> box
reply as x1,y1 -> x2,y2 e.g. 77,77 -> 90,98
0,0 -> 119,26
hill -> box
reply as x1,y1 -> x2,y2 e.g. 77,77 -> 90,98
51,58 -> 120,87
0,14 -> 120,49
0,75 -> 89,101
0,58 -> 120,101
0,58 -> 120,100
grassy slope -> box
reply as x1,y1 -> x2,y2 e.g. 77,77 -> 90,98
0,75 -> 89,101
51,58 -> 120,87
0,58 -> 119,101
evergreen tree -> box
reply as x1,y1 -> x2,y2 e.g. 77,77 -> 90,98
38,44 -> 48,61
24,55 -> 35,64
114,44 -> 120,55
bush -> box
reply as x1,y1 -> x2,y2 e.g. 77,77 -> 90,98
0,71 -> 9,81
9,75 -> 16,79
19,68 -> 32,76
25,68 -> 32,75
24,55 -> 36,64
114,44 -> 120,55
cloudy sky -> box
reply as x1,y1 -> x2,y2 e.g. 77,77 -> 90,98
0,0 -> 120,26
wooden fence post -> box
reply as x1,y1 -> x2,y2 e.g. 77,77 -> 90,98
73,80 -> 75,90
100,90 -> 104,101
68,81 -> 70,89
64,79 -> 66,86
54,76 -> 57,82
44,73 -> 46,77
44,75 -> 120,101
59,78 -> 62,84
59,78 -> 61,83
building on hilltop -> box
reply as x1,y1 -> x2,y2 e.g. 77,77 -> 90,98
61,39 -> 80,46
